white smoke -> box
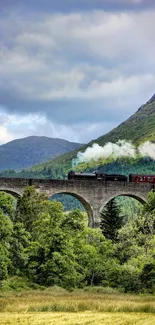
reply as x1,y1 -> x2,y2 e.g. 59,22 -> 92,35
73,140 -> 155,166
138,141 -> 155,161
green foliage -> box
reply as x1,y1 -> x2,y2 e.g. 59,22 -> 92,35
143,191 -> 155,214
116,196 -> 142,222
9,222 -> 31,276
15,186 -> 48,233
50,194 -> 84,211
0,210 -> 13,244
0,244 -> 10,281
0,192 -> 16,219
62,209 -> 85,232
1,187 -> 155,293
0,193 -> 15,281
1,276 -> 44,291
39,252 -> 82,289
100,199 -> 124,242
140,262 -> 155,293
1,96 -> 155,292
118,264 -> 141,293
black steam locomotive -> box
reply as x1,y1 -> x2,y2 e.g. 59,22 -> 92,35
68,171 -> 155,184
68,171 -> 128,182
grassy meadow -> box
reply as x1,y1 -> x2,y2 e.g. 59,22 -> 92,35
1,287 -> 155,325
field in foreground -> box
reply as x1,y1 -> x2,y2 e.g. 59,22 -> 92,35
0,288 -> 155,325
1,312 -> 155,325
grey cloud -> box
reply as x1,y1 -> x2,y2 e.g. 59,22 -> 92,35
1,0 -> 153,13
0,9 -> 155,142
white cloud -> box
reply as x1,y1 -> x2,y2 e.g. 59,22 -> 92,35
0,111 -> 115,144
0,126 -> 14,144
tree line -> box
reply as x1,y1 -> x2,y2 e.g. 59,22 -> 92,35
0,187 -> 155,292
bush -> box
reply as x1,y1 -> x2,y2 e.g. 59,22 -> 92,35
118,264 -> 141,293
0,276 -> 44,292
140,262 -> 155,293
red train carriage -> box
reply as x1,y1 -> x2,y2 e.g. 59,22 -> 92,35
129,174 -> 155,183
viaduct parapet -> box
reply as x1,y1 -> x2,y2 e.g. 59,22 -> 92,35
0,177 -> 152,227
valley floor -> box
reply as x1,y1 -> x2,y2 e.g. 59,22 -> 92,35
0,288 -> 155,325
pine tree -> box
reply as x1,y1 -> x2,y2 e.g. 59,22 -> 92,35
100,199 -> 123,242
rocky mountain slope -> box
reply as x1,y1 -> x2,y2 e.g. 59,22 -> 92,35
0,136 -> 83,171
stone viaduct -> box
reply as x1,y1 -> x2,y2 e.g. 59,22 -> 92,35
0,177 -> 153,227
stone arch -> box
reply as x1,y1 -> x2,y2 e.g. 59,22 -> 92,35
99,192 -> 147,214
48,191 -> 94,227
0,189 -> 21,198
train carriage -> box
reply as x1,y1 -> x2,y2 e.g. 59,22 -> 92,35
129,174 -> 155,183
68,171 -> 155,184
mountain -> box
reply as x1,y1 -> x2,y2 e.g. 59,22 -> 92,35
26,93 -> 155,176
93,93 -> 155,146
0,136 -> 83,171
1,94 -> 155,178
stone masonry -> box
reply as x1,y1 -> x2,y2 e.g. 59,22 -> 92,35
0,177 -> 153,227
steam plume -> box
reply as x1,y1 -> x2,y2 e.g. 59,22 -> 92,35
72,140 -> 155,166
138,141 -> 155,160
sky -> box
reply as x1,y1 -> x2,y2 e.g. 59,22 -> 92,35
0,0 -> 155,145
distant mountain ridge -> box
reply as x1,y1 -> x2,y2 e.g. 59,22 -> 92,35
0,136 -> 83,171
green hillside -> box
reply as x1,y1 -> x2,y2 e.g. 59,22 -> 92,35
29,94 -> 155,177
95,94 -> 155,146
1,94 -> 155,179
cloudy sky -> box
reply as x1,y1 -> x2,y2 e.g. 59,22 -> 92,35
0,0 -> 155,145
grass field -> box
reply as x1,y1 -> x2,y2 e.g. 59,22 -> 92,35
0,287 -> 155,325
1,312 -> 155,325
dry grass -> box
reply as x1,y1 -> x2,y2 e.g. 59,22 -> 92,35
0,288 -> 155,325
1,312 -> 155,325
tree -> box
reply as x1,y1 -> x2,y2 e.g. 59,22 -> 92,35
143,191 -> 155,214
62,209 -> 85,232
0,191 -> 16,220
0,207 -> 13,281
100,199 -> 124,243
117,211 -> 155,264
75,228 -> 117,287
10,222 -> 31,276
0,244 -> 10,281
140,262 -> 155,292
25,202 -> 84,288
0,210 -> 13,244
15,186 -> 48,234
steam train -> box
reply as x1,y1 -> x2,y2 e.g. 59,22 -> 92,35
68,171 -> 155,184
